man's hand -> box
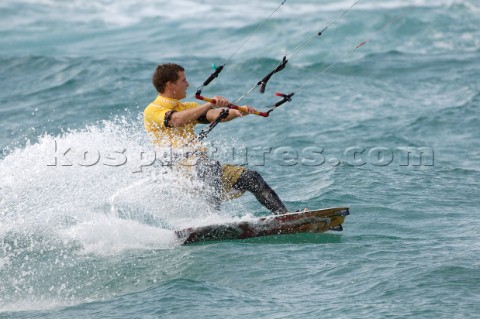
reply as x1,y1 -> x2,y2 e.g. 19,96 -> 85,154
228,105 -> 254,118
238,106 -> 255,116
204,98 -> 256,122
212,96 -> 230,108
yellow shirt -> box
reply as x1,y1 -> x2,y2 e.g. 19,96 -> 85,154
144,95 -> 201,148
144,95 -> 245,198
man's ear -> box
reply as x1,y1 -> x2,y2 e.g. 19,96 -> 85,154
164,81 -> 173,92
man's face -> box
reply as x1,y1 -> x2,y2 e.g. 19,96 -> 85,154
171,71 -> 189,99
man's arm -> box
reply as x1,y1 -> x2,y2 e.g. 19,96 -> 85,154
205,107 -> 248,122
204,96 -> 254,122
168,103 -> 214,127
168,96 -> 251,126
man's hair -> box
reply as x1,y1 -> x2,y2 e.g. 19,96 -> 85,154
152,63 -> 185,93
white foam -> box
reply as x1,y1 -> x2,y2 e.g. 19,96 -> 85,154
0,114 -> 257,312
57,214 -> 179,255
0,115 -> 234,255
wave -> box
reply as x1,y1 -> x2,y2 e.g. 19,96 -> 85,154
2,0 -> 473,29
2,0 -> 478,63
407,91 -> 480,132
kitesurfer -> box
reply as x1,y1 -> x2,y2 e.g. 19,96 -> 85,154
144,63 -> 288,214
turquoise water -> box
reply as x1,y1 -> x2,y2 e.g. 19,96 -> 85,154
1,0 -> 480,318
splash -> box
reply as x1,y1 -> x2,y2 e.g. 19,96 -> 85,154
0,114 -> 237,250
0,115 -> 245,310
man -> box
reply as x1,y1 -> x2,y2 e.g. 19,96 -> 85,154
144,63 -> 288,214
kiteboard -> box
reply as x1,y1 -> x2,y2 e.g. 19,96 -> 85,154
175,207 -> 350,245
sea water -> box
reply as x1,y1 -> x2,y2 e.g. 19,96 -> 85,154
1,0 -> 479,318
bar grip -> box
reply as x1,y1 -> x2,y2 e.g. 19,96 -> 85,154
195,94 -> 269,117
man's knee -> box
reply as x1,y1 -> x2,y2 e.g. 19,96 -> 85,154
235,169 -> 266,192
243,169 -> 261,180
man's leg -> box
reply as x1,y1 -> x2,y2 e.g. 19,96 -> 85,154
195,158 -> 222,211
232,169 -> 288,214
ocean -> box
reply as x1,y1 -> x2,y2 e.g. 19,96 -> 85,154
1,0 -> 479,318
